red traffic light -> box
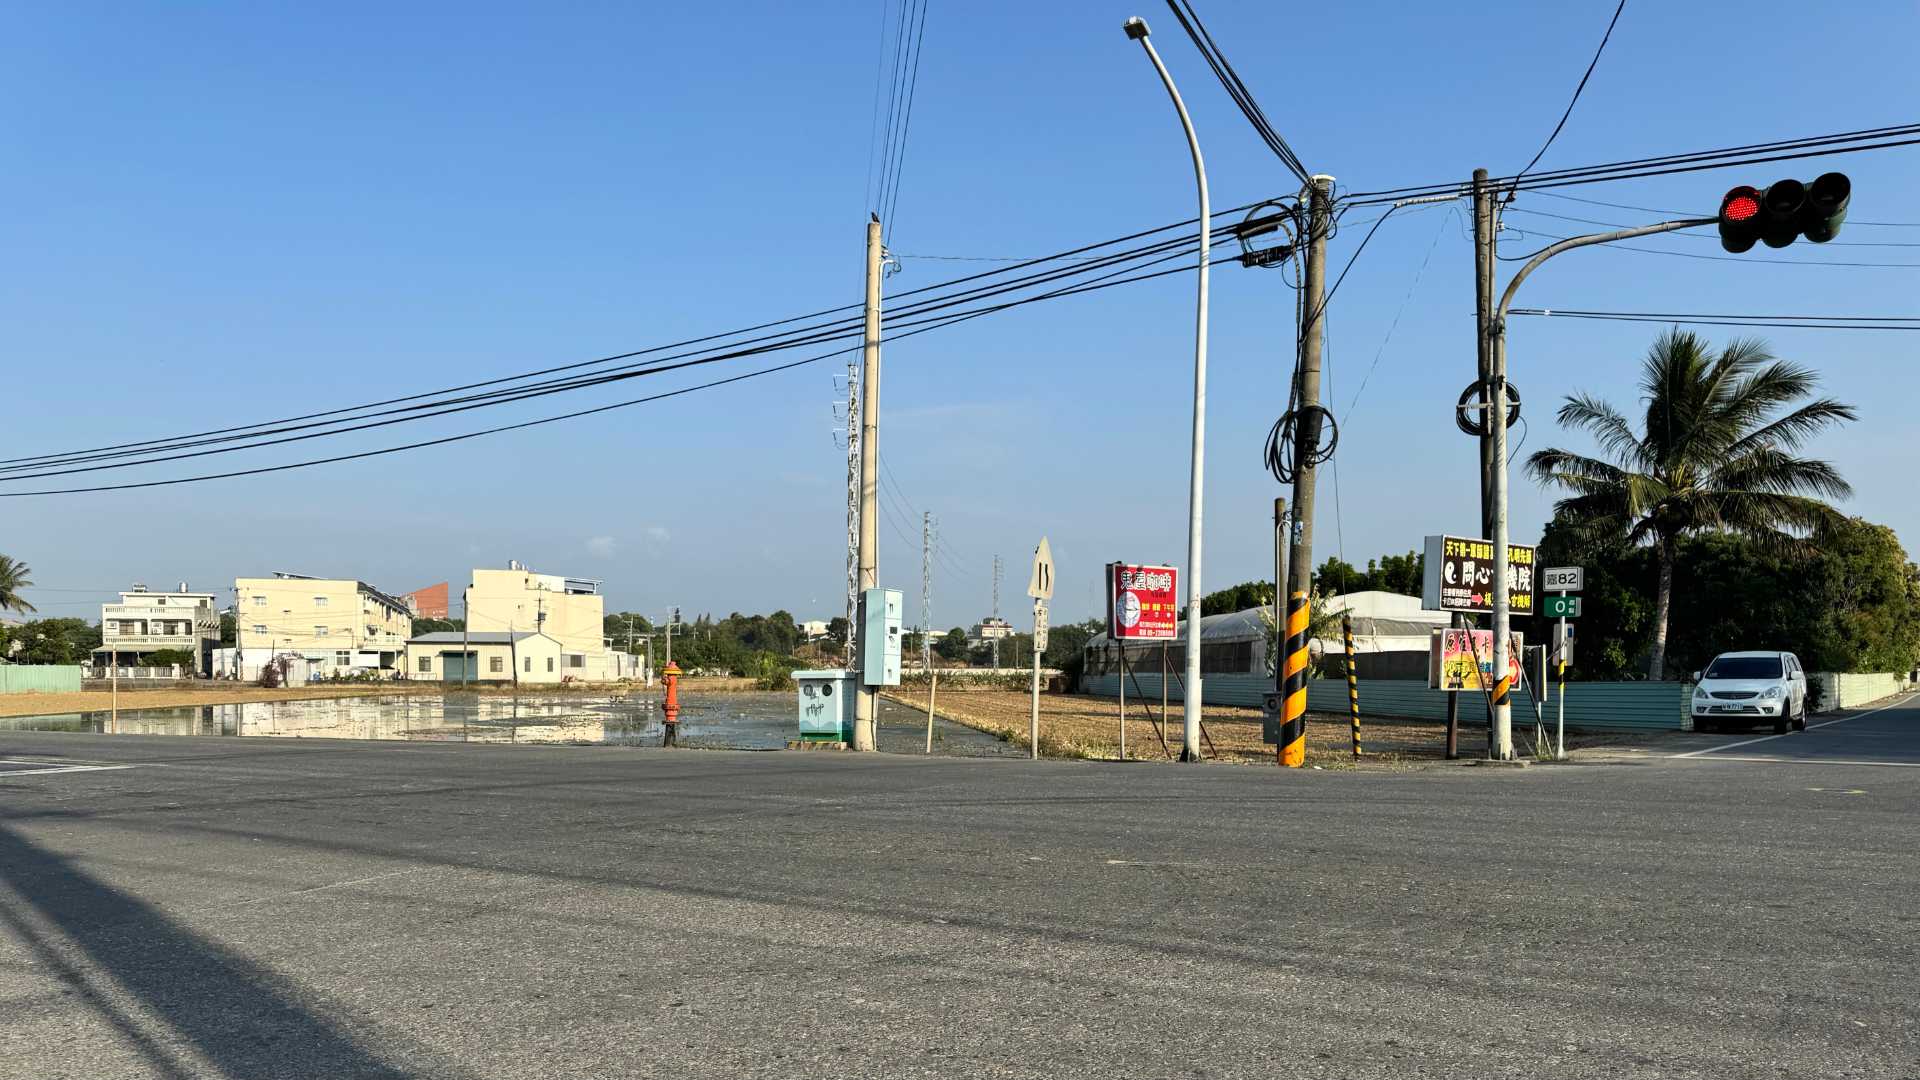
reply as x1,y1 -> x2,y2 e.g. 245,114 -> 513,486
1718,185 -> 1763,252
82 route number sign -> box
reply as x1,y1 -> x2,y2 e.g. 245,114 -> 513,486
1542,566 -> 1584,592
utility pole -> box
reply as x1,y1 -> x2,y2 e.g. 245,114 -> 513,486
1277,175 -> 1335,769
921,511 -> 933,673
461,586 -> 471,688
1458,167 -> 1495,759
852,214 -> 884,752
843,354 -> 861,668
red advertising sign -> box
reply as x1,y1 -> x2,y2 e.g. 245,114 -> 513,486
1108,563 -> 1179,640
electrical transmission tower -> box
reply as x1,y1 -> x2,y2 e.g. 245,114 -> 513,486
921,511 -> 933,672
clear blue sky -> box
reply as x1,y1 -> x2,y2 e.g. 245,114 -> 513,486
4,1 -> 1916,629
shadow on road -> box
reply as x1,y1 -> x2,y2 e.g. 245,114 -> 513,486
0,822 -> 448,1079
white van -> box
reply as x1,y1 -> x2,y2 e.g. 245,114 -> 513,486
1690,651 -> 1809,734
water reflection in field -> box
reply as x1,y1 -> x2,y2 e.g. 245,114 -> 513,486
0,692 -> 799,750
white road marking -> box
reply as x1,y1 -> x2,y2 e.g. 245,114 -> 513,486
0,759 -> 139,777
1673,697 -> 1910,759
234,866 -> 432,906
1696,755 -> 1920,769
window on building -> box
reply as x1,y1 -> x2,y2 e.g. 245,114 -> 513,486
524,657 -> 531,673
490,656 -> 504,673
252,625 -> 267,636
418,656 -> 431,673
336,651 -> 352,666
546,658 -> 554,673
566,655 -> 585,669
314,596 -> 329,608
314,625 -> 328,637
252,595 -> 266,607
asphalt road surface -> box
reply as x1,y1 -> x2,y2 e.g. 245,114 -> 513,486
2,696 -> 1916,1079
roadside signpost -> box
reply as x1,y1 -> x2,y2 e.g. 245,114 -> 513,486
1028,538 -> 1053,761
1422,534 -> 1537,615
1107,562 -> 1180,760
1545,565 -> 1583,761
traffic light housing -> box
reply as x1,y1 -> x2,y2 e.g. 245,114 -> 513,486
1718,172 -> 1850,252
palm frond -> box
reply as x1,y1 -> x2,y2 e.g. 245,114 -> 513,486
1723,397 -> 1859,456
1552,395 -> 1645,468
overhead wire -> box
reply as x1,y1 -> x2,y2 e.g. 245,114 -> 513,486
1510,0 -> 1628,183
1162,0 -> 1310,184
0,241 -> 1251,496
881,0 -> 931,234
1497,227 -> 1920,267
3,198 -> 1274,475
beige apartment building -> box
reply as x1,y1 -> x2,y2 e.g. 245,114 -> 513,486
460,562 -> 643,681
234,573 -> 413,674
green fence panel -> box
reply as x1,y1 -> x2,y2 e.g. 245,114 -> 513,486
0,666 -> 86,694
1080,674 -> 1688,732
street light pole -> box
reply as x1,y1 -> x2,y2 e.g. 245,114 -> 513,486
1484,212 -> 1714,759
1124,15 -> 1209,762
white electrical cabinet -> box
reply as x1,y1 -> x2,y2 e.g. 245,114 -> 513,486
861,587 -> 902,686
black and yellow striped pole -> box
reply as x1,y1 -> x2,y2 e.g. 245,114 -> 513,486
1342,614 -> 1360,757
1278,590 -> 1309,767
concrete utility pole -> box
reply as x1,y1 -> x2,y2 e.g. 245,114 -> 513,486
1125,14 -> 1209,762
852,213 -> 884,752
1287,176 -> 1334,601
843,354 -> 861,668
461,587 -> 471,688
1275,176 -> 1334,768
991,554 -> 1002,669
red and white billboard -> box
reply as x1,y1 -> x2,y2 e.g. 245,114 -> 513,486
1107,563 -> 1179,640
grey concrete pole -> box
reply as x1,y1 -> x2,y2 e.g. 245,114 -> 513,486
853,215 -> 883,752
1125,16 -> 1210,762
1488,215 -> 1715,760
1288,176 -> 1334,602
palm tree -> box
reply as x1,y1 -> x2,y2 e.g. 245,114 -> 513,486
0,555 -> 35,616
1527,329 -> 1855,680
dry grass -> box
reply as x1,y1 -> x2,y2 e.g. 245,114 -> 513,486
881,687 -> 1455,768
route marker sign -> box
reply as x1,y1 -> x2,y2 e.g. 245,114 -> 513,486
1543,566 -> 1584,592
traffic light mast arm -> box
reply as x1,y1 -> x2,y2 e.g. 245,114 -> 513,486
1489,217 -> 1720,328
1494,217 -> 1716,329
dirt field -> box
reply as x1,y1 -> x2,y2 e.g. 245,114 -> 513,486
882,687 -> 1464,767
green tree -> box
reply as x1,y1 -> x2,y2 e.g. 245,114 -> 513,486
1527,329 -> 1855,679
1313,558 -> 1364,596
1043,618 -> 1106,681
0,555 -> 35,616
410,617 -> 465,636
143,647 -> 198,668
1366,550 -> 1424,596
935,627 -> 969,661
1200,581 -> 1273,616
826,616 -> 849,644
12,618 -> 101,664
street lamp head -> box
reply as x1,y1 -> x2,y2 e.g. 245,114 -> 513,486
1123,16 -> 1150,39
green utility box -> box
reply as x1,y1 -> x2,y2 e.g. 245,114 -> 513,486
794,669 -> 855,742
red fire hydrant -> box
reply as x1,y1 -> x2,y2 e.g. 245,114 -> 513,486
661,661 -> 682,747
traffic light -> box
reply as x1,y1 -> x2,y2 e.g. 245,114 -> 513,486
1717,172 -> 1850,253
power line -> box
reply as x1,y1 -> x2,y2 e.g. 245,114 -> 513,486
4,200 -> 1271,475
1340,122 -> 1920,207
881,0 -> 931,234
1508,308 -> 1920,330
1162,0 -> 1310,184
1511,0 -> 1628,182
0,247 -> 1251,497
1343,205 -> 1452,422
